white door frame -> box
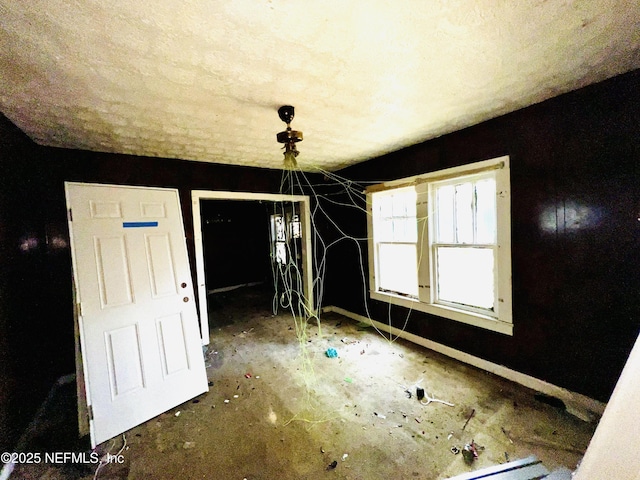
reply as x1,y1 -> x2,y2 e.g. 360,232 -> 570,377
192,190 -> 313,345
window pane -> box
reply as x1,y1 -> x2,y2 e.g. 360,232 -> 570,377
377,219 -> 393,242
275,242 -> 287,265
436,185 -> 455,243
291,214 -> 301,239
377,243 -> 418,297
373,189 -> 417,242
392,218 -> 406,242
402,192 -> 418,242
378,195 -> 392,219
394,217 -> 417,243
274,216 -> 286,241
455,183 -> 473,243
475,179 -> 496,244
404,192 -> 417,218
391,193 -> 406,217
436,247 -> 494,310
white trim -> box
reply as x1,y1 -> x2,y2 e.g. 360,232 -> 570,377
208,281 -> 263,294
323,305 -> 606,422
191,190 -> 313,345
365,156 -> 507,193
369,290 -> 513,335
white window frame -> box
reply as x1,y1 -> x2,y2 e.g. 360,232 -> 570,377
367,156 -> 513,336
371,186 -> 419,298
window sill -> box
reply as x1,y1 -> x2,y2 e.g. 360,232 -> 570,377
370,290 -> 513,336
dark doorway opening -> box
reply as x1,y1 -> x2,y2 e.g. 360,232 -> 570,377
200,199 -> 305,328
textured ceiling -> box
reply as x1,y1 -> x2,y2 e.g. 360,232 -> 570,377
1,1 -> 639,172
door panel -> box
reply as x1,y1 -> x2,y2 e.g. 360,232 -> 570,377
157,313 -> 190,375
145,233 -> 177,298
105,324 -> 146,397
66,183 -> 208,446
95,236 -> 134,308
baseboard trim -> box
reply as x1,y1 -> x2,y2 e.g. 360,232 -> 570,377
207,281 -> 263,294
322,305 -> 606,422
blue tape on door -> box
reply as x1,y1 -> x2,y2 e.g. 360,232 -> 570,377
123,221 -> 159,228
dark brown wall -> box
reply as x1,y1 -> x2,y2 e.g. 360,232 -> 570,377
0,115 -> 288,450
0,116 -> 43,452
325,70 -> 640,403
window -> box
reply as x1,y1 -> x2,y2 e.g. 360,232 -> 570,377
367,156 -> 512,335
271,214 -> 288,264
371,187 -> 418,297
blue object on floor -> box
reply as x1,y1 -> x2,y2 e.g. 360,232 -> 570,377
325,348 -> 338,358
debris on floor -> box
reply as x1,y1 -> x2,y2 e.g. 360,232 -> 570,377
462,441 -> 478,464
420,390 -> 455,407
462,409 -> 475,431
501,427 -> 514,444
325,347 -> 338,358
327,460 -> 338,470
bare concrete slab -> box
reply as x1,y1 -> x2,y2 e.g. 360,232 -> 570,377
11,286 -> 596,479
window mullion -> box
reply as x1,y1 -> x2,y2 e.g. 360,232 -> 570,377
452,186 -> 458,244
472,180 -> 478,244
493,243 -> 499,318
416,184 -> 430,303
432,242 -> 495,249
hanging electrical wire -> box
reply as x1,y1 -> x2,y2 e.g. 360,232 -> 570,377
270,106 -> 437,406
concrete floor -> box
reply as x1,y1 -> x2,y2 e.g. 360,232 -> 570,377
12,285 -> 596,479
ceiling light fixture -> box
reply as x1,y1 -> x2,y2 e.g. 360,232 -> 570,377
276,105 -> 303,169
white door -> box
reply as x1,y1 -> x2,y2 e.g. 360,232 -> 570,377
65,183 -> 208,447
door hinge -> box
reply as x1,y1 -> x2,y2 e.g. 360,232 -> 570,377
87,405 -> 94,421
68,208 -> 73,222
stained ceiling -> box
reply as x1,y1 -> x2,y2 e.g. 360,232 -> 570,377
1,1 -> 639,172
